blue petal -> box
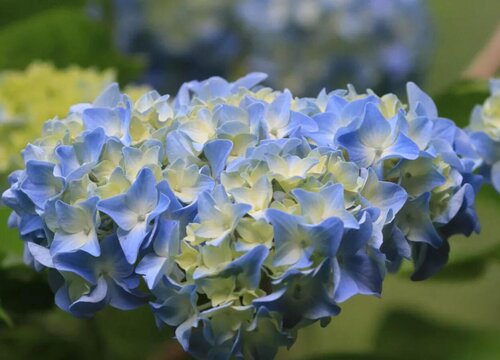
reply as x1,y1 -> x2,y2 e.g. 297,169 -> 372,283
107,278 -> 145,310
492,162 -> 500,193
397,193 -> 442,248
98,194 -> 137,231
361,170 -> 408,222
381,132 -> 419,161
231,72 -> 267,92
411,240 -> 450,281
357,104 -> 391,147
53,250 -> 97,283
93,83 -> 122,107
336,132 -> 375,167
222,245 -> 269,290
20,161 -> 64,208
126,167 -> 158,214
265,209 -> 307,267
26,242 -> 54,268
265,91 -> 292,131
407,82 -> 438,118
204,139 -> 233,178
136,254 -> 169,289
335,248 -> 384,302
117,221 -> 148,264
339,212 -> 373,257
302,217 -> 344,259
69,276 -> 108,316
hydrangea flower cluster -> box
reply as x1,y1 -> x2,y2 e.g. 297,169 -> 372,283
467,79 -> 500,193
107,0 -> 432,95
235,0 -> 432,95
3,74 -> 482,359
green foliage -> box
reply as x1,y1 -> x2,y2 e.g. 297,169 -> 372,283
375,310 -> 500,360
0,265 -> 54,318
0,7 -> 145,84
309,309 -> 500,360
0,205 -> 24,266
0,306 -> 174,360
433,79 -> 490,127
0,304 -> 13,327
0,312 -> 102,360
0,0 -> 85,27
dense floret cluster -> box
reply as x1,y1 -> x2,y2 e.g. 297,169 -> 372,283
468,79 -> 500,193
3,74 -> 482,359
111,0 -> 431,95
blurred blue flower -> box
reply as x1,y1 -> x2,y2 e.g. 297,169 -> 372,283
467,79 -> 500,193
102,0 -> 433,95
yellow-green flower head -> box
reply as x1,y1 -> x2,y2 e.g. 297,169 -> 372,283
0,62 -> 123,172
469,79 -> 500,140
468,79 -> 500,192
3,73 -> 483,359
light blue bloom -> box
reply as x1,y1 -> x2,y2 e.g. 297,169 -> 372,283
292,183 -> 358,229
467,79 -> 500,193
50,234 -> 145,317
19,160 -> 64,209
2,74 -> 487,358
334,212 -> 385,302
337,103 -> 419,167
254,261 -> 340,329
83,106 -> 132,145
238,307 -> 293,360
396,193 -> 443,248
48,197 -> 100,257
98,167 -> 170,263
265,208 -> 344,268
193,185 -> 251,246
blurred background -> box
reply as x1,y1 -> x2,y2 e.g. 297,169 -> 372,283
0,1 -> 499,359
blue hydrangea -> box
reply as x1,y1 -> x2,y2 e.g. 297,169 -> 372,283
104,0 -> 432,95
3,74 -> 484,359
467,79 -> 500,193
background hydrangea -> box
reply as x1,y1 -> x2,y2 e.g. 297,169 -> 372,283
3,74 -> 483,359
0,62 -> 115,172
467,79 -> 500,193
106,0 -> 432,95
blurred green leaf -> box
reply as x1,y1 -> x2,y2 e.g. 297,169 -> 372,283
309,354 -> 393,360
94,306 -> 173,360
375,310 -> 500,360
433,79 -> 490,128
0,303 -> 13,327
0,265 -> 54,317
0,205 -> 24,265
431,249 -> 492,281
310,309 -> 500,360
0,7 -> 145,84
0,311 -> 100,360
0,0 -> 85,27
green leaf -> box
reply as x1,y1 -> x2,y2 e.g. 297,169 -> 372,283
374,310 -> 500,360
0,265 -> 54,316
0,0 -> 85,27
0,310 -> 100,360
0,303 -> 13,327
433,79 -> 490,128
0,7 -> 145,84
306,309 -> 500,360
0,204 -> 24,266
93,306 -> 173,360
